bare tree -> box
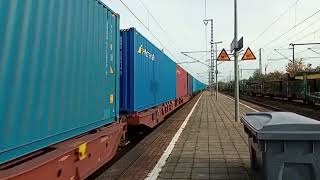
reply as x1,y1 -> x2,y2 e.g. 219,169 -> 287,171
264,71 -> 284,81
285,58 -> 306,77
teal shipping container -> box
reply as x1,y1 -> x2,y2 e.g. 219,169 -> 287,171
0,0 -> 120,163
193,78 -> 206,92
120,28 -> 176,113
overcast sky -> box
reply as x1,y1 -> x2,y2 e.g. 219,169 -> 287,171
104,0 -> 320,84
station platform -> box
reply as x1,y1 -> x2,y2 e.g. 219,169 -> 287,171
94,92 -> 262,180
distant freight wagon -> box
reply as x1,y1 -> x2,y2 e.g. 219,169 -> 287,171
0,1 -> 206,179
239,72 -> 320,104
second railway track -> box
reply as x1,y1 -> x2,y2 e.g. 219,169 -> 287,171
223,92 -> 320,120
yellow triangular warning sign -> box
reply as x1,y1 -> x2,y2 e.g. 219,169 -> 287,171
217,48 -> 231,61
241,47 -> 256,60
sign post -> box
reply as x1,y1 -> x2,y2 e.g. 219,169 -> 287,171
214,41 -> 223,100
216,0 -> 256,123
234,0 -> 240,122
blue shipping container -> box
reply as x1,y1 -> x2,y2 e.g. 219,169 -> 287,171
0,0 -> 119,163
193,78 -> 206,92
120,28 -> 176,112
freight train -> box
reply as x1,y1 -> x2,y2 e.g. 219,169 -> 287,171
230,73 -> 320,105
0,1 -> 206,179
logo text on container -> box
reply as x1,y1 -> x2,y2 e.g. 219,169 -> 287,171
137,45 -> 155,61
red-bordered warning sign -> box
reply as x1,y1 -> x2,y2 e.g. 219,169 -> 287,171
217,48 -> 231,61
241,47 -> 256,60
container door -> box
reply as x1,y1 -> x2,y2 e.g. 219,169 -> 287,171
104,11 -> 118,118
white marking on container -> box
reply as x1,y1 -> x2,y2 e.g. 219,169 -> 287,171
146,94 -> 203,180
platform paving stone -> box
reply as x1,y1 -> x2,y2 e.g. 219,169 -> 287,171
95,92 -> 261,180
157,92 -> 258,180
94,95 -> 202,180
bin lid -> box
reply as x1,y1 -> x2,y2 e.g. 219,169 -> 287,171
241,112 -> 320,140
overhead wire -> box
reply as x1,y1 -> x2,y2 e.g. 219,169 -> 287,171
119,0 -> 180,62
262,9 -> 320,49
246,3 -> 320,77
181,53 -> 209,67
273,15 -> 320,49
261,9 -> 320,62
249,1 -> 300,72
269,56 -> 320,61
293,27 -> 320,43
136,0 -> 210,82
249,0 -> 300,47
181,53 -> 210,82
137,0 -> 185,62
179,0 -> 210,82
267,26 -> 320,59
296,45 -> 320,55
137,0 -> 214,82
205,0 -> 207,19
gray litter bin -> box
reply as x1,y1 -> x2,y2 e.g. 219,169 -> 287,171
241,112 -> 320,180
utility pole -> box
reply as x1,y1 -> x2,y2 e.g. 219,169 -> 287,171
265,63 -> 269,75
209,64 -> 211,90
234,0 -> 239,122
259,48 -> 262,74
290,43 -> 295,66
204,19 -> 214,96
210,20 -> 214,97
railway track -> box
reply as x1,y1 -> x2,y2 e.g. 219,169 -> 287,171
223,92 -> 320,120
87,95 -> 200,180
239,96 -> 288,112
86,126 -> 153,179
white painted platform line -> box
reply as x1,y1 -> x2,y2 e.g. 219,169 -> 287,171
221,94 -> 259,112
145,94 -> 203,180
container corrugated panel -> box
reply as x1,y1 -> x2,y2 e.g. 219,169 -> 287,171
192,78 -> 198,92
199,81 -> 206,91
193,78 -> 205,92
0,0 -> 120,164
120,28 -> 176,113
187,74 -> 193,95
176,65 -> 188,98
